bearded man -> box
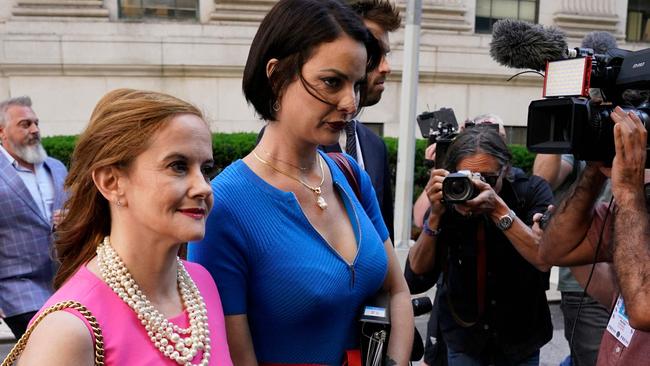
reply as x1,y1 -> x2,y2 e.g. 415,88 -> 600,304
0,96 -> 67,338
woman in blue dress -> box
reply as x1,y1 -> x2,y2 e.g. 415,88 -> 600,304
189,0 -> 413,364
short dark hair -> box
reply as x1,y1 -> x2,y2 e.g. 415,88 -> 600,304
444,127 -> 513,173
349,0 -> 401,32
242,0 -> 381,121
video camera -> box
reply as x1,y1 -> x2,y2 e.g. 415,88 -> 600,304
417,108 -> 502,170
416,107 -> 459,168
527,47 -> 650,165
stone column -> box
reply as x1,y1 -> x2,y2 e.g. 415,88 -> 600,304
396,0 -> 471,33
553,0 -> 621,39
12,0 -> 110,19
210,0 -> 276,23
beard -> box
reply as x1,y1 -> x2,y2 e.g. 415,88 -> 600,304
7,138 -> 48,164
363,90 -> 382,107
362,81 -> 384,107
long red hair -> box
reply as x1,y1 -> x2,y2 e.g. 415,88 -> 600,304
53,89 -> 205,289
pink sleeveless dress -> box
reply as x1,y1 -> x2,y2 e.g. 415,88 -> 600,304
37,261 -> 233,365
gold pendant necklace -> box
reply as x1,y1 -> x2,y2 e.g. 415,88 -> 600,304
258,146 -> 310,171
252,150 -> 328,210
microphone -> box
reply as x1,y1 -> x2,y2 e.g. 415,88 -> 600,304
489,19 -> 568,71
581,31 -> 618,55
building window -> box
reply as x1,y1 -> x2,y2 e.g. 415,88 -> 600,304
119,0 -> 198,20
475,0 -> 538,34
627,0 -> 650,42
504,126 -> 526,145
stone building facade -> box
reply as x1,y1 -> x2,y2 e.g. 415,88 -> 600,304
0,0 -> 648,142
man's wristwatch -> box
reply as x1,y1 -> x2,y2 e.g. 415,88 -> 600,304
496,210 -> 516,231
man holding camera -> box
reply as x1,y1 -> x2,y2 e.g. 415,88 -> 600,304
538,107 -> 650,365
406,127 -> 553,365
413,113 -> 507,231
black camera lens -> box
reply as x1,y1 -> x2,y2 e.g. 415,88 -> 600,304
442,173 -> 477,203
449,180 -> 468,196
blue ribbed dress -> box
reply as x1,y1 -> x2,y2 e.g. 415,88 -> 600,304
188,151 -> 389,364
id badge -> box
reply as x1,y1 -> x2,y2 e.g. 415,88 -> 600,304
606,295 -> 636,347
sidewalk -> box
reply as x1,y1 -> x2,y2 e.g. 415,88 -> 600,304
547,266 -> 561,302
0,321 -> 15,343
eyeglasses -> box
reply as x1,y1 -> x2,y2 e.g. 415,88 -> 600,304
451,167 -> 504,187
480,167 -> 505,187
481,172 -> 501,187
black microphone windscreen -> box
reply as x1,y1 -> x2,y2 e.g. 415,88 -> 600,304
581,31 -> 618,55
490,19 -> 568,71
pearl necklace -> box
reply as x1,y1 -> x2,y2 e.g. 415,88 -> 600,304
96,237 -> 212,365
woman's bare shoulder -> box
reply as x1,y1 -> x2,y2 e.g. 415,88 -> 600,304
16,310 -> 95,366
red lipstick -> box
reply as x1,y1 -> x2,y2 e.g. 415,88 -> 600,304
325,121 -> 347,131
178,208 -> 207,219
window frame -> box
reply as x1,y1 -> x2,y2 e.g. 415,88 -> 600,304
474,0 -> 539,34
627,0 -> 650,43
118,0 -> 199,21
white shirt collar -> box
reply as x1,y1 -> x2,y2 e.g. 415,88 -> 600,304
0,144 -> 42,171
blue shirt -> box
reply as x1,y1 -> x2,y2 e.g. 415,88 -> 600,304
189,152 -> 389,364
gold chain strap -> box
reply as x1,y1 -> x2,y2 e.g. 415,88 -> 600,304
1,300 -> 105,366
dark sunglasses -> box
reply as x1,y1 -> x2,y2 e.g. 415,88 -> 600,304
482,173 -> 501,187
450,168 -> 502,187
475,167 -> 504,187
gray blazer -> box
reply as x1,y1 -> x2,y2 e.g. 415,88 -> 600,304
0,152 -> 67,317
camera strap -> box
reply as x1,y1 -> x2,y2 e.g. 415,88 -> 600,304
327,152 -> 361,199
445,218 -> 487,328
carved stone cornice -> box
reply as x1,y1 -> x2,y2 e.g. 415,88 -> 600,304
557,0 -> 616,15
210,0 -> 276,24
0,61 -> 542,88
553,0 -> 620,39
396,0 -> 471,32
12,0 -> 109,19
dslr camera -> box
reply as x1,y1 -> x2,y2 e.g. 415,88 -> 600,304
442,170 -> 484,203
527,47 -> 650,165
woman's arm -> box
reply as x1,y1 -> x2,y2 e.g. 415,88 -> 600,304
413,144 -> 438,228
408,169 -> 447,274
225,315 -> 258,365
407,213 -> 441,274
413,191 -> 431,230
382,239 -> 414,366
533,154 -> 574,190
17,311 -> 94,366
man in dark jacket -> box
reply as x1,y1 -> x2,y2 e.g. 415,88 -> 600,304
406,127 -> 553,365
